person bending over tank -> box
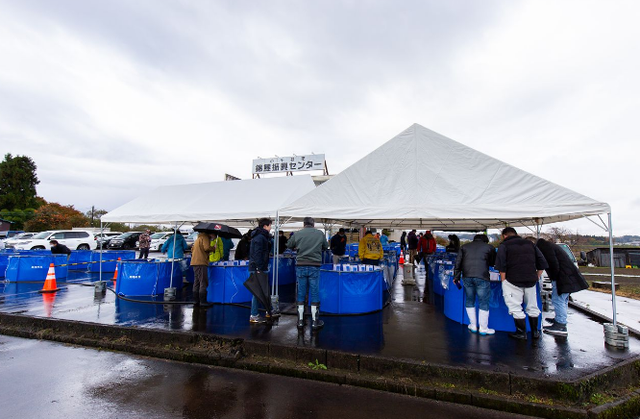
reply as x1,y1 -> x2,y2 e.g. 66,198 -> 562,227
495,227 -> 548,340
49,240 -> 71,256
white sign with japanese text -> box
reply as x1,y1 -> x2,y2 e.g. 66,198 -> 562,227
252,154 -> 325,175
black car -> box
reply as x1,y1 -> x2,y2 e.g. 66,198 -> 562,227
107,232 -> 142,250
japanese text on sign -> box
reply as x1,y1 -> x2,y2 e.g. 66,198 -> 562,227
252,154 -> 325,175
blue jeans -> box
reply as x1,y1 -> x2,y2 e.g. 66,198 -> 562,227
551,281 -> 570,324
296,266 -> 320,305
251,295 -> 260,316
463,277 -> 491,311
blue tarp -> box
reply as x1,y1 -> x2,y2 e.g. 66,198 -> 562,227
89,250 -> 136,272
68,250 -> 92,271
5,255 -> 69,282
319,264 -> 383,314
206,264 -> 253,303
116,260 -> 184,297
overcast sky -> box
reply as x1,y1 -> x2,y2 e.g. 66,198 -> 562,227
1,1 -> 638,236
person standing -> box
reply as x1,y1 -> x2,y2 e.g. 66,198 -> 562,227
453,234 -> 496,335
407,229 -> 418,263
138,229 -> 151,259
535,238 -> 589,336
277,231 -> 288,254
400,231 -> 407,254
287,217 -> 328,330
221,236 -> 234,261
358,230 -> 383,265
330,228 -> 347,264
208,232 -> 224,263
161,231 -> 189,280
234,230 -> 251,260
418,231 -> 437,263
379,231 -> 389,246
495,227 -> 548,340
248,218 -> 272,324
190,232 -> 214,307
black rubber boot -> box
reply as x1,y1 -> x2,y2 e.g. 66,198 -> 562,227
509,318 -> 528,340
529,316 -> 540,339
199,292 -> 212,308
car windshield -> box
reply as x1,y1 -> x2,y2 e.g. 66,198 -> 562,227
12,233 -> 31,239
32,232 -> 51,239
117,232 -> 137,238
557,243 -> 577,263
187,232 -> 198,239
150,233 -> 165,239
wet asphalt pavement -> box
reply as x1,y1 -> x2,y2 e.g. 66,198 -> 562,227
1,267 -> 639,381
0,335 -> 539,419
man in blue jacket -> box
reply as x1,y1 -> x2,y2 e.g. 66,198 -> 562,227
161,231 -> 189,280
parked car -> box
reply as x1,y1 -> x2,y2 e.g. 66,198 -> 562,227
8,230 -> 97,250
1,232 -> 36,247
107,232 -> 142,250
148,232 -> 174,252
95,232 -> 123,249
185,231 -> 199,251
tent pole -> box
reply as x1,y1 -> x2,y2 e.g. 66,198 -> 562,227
169,222 -> 178,290
99,221 -> 104,280
607,212 -> 617,327
273,212 -> 279,298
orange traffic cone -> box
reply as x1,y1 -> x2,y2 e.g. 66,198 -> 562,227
113,257 -> 121,287
398,252 -> 405,265
39,263 -> 61,293
42,292 -> 56,317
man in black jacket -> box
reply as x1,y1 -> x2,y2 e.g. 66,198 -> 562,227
248,218 -> 272,324
49,240 -> 71,256
407,229 -> 418,263
330,228 -> 347,264
536,238 -> 589,336
495,227 -> 548,340
454,234 -> 496,335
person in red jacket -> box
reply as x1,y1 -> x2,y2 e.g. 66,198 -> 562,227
418,231 -> 437,263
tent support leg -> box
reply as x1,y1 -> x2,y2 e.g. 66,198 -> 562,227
608,212 -> 617,327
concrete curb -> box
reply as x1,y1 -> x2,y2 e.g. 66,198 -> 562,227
1,312 -> 640,419
568,300 -> 640,338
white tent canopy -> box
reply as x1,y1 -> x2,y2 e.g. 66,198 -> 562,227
279,124 -> 610,230
101,175 -> 317,226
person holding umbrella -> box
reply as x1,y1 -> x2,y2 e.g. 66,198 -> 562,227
248,218 -> 273,324
190,231 -> 215,308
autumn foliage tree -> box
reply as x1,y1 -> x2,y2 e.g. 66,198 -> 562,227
24,203 -> 90,231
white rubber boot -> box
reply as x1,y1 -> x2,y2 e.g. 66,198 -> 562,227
466,307 -> 477,333
478,309 -> 495,335
297,305 -> 305,328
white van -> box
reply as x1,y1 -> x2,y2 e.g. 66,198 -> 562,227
8,230 -> 97,251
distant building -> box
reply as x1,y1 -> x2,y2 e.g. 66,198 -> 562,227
586,247 -> 640,268
0,218 -> 12,236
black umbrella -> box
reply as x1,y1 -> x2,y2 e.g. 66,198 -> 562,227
243,271 -> 271,313
193,222 -> 242,239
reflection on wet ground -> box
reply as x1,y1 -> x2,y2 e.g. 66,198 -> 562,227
0,335 -> 538,419
1,268 -> 638,380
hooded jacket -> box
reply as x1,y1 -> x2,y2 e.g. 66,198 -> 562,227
330,233 -> 347,256
208,236 -> 224,263
249,227 -> 271,272
454,236 -> 496,281
161,233 -> 188,259
358,234 -> 383,261
190,233 -> 214,266
407,231 -> 418,250
536,239 -> 589,294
